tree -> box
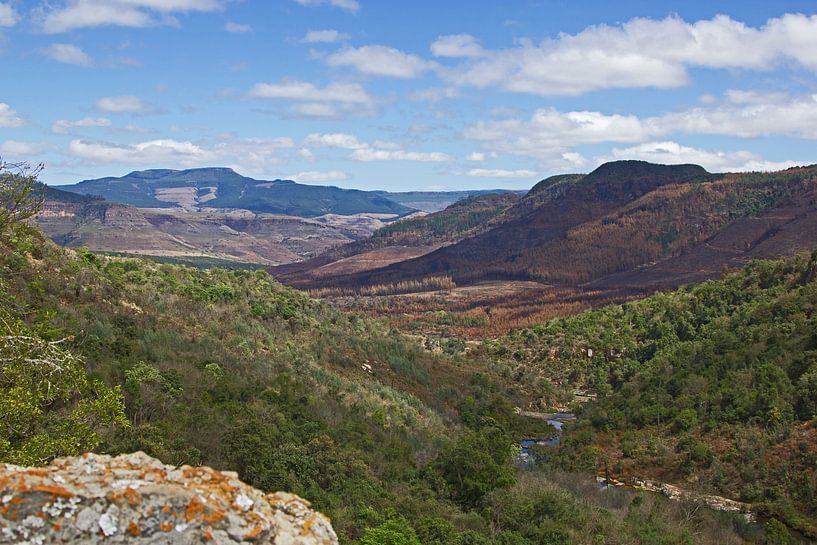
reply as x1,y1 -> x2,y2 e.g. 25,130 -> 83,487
359,518 -> 421,545
0,308 -> 128,465
0,159 -> 45,234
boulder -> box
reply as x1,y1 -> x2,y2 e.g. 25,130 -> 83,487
0,452 -> 338,544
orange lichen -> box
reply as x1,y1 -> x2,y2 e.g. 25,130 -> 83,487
160,521 -> 174,532
31,484 -> 73,498
127,522 -> 141,536
202,527 -> 214,541
244,525 -> 263,540
184,497 -> 204,522
122,487 -> 141,506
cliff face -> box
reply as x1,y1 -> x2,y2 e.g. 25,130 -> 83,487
0,452 -> 338,544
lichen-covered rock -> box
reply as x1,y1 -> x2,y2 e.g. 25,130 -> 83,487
0,452 -> 338,544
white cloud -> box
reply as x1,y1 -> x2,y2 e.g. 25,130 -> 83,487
350,148 -> 450,162
248,80 -> 372,104
304,132 -> 450,163
465,168 -> 537,178
40,0 -> 223,33
40,43 -> 93,66
0,141 -> 44,156
302,29 -> 349,43
225,22 -> 252,33
659,91 -> 817,139
293,0 -> 359,14
466,152 -> 485,161
248,80 -> 375,117
597,141 -> 803,173
290,170 -> 350,183
431,34 -> 484,58
95,95 -> 155,114
446,14 -> 817,96
52,117 -> 112,134
68,136 -> 294,173
305,132 -> 366,149
0,103 -> 25,128
463,91 -> 817,167
326,45 -> 437,78
0,3 -> 19,26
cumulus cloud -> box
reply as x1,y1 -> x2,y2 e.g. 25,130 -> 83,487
68,136 -> 294,173
326,45 -> 437,78
225,22 -> 252,33
465,168 -> 537,178
95,95 -> 155,114
431,34 -> 484,58
52,117 -> 112,134
0,103 -> 25,128
293,0 -> 359,14
40,0 -> 223,33
463,91 -> 817,167
0,3 -> 18,26
40,43 -> 93,66
305,132 -> 450,162
304,132 -> 366,149
248,80 -> 375,117
349,148 -> 450,162
290,170 -> 350,183
445,13 -> 817,96
596,141 -> 803,173
302,29 -> 349,43
0,141 -> 44,156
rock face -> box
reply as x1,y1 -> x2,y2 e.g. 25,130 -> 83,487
0,452 -> 338,544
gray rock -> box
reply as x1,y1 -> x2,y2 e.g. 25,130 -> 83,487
0,452 -> 338,544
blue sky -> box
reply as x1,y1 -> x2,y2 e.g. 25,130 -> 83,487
1,0 -> 817,191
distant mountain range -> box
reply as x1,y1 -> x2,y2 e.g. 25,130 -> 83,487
54,167 -> 414,217
274,160 -> 817,293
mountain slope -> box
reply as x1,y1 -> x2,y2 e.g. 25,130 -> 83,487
37,187 -> 385,265
55,167 -> 414,217
290,162 -> 816,291
273,192 -> 520,283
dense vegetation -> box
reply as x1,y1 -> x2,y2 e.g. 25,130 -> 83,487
485,249 -> 817,540
3,164 -> 810,543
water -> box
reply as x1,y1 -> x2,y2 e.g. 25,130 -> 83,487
518,414 -> 574,464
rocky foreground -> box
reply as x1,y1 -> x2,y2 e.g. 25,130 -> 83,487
0,452 -> 338,544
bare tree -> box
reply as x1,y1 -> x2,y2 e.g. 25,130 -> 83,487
0,159 -> 45,233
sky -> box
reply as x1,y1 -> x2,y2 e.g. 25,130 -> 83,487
1,1 -> 817,191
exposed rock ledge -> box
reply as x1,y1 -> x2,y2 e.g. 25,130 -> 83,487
0,452 -> 338,544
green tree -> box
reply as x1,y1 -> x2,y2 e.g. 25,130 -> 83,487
0,160 -> 44,234
436,426 -> 517,507
0,309 -> 128,465
359,517 -> 422,545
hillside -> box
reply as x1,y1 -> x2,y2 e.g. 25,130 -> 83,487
0,202 -> 768,544
55,167 -> 414,217
289,161 -> 816,289
482,249 -> 817,539
37,186 -> 387,266
375,189 -> 526,212
273,192 -> 520,283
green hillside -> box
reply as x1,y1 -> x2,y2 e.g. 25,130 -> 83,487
0,171 -> 768,544
484,248 -> 817,540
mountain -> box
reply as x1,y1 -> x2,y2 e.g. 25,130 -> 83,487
273,192 -> 521,283
55,167 -> 414,217
281,161 -> 817,292
37,186 -> 385,266
375,189 -> 527,212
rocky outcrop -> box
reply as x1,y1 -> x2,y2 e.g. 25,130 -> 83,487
0,452 -> 338,544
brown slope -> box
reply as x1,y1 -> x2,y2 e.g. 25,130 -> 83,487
286,161 -> 716,288
272,192 -> 520,285
282,162 -> 817,295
